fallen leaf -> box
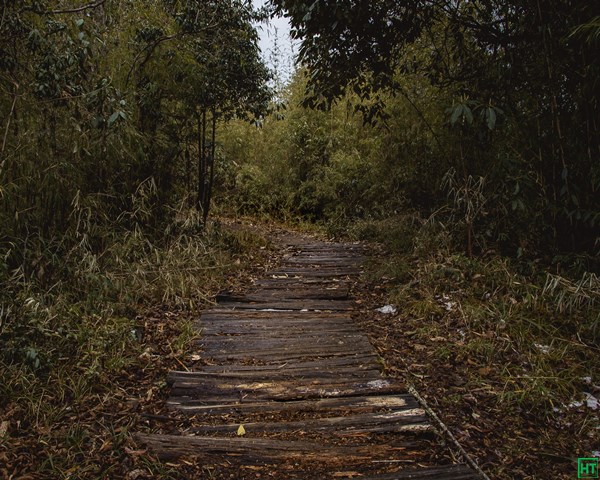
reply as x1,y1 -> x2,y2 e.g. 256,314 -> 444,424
127,469 -> 149,480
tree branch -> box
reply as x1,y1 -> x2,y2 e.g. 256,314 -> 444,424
125,34 -> 178,86
22,0 -> 106,15
0,83 -> 19,181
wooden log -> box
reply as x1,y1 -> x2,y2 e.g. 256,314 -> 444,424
200,348 -> 376,364
216,287 -> 350,301
135,434 -> 426,463
199,324 -> 362,336
215,299 -> 354,311
197,336 -> 373,353
199,310 -> 351,320
168,394 -> 419,414
199,354 -> 380,371
353,465 -> 480,479
169,378 -> 407,402
267,269 -> 361,278
167,369 -> 380,386
189,409 -> 430,435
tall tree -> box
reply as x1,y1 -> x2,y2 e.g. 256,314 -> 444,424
270,0 -> 600,253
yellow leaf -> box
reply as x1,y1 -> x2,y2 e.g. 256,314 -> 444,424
237,424 -> 246,436
0,421 -> 8,439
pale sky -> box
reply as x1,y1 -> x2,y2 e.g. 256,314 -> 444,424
252,0 -> 297,84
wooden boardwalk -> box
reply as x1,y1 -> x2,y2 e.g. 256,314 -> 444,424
137,234 -> 479,479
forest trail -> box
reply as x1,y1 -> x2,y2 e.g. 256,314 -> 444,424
136,231 -> 479,479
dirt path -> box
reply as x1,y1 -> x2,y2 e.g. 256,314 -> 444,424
136,232 -> 480,479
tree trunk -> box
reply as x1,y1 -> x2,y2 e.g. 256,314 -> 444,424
197,109 -> 207,216
202,110 -> 217,225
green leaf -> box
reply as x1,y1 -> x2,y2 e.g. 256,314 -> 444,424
463,105 -> 473,124
486,107 -> 496,130
107,111 -> 120,127
450,105 -> 462,125
76,19 -> 84,28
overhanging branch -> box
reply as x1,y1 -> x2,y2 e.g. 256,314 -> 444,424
44,0 -> 108,15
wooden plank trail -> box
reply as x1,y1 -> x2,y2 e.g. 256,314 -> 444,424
137,233 -> 480,479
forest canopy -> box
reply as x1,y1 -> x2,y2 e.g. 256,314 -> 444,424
262,0 -> 600,255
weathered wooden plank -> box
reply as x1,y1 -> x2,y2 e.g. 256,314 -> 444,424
170,378 -> 406,401
200,324 -> 362,336
199,319 -> 356,330
198,329 -> 366,349
135,434 -> 425,463
167,367 -> 380,385
271,265 -> 362,272
199,310 -> 351,320
200,348 -> 376,364
200,354 -> 380,371
170,376 -> 394,391
284,258 -> 363,266
198,318 -> 356,328
195,318 -> 356,336
190,409 -> 430,435
168,394 -> 418,414
215,299 -> 354,311
216,288 -> 350,301
253,278 -> 346,286
268,269 -> 361,278
198,322 -> 358,332
356,465 -> 480,479
197,335 -> 373,351
252,281 -> 349,291
200,339 -> 372,351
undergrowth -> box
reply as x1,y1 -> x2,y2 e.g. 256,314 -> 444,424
349,214 -> 600,413
0,198 -> 271,477
349,213 -> 599,478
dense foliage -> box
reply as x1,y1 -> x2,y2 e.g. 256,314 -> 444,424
264,0 -> 600,256
0,0 -> 270,329
0,2 -> 271,475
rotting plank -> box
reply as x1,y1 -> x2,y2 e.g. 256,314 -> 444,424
215,299 -> 354,311
199,325 -> 364,336
269,269 -> 361,276
198,331 -> 369,342
169,378 -> 407,402
216,288 -> 350,301
167,394 -> 419,414
197,336 -> 373,352
200,349 -> 376,364
199,355 -> 380,371
190,409 -> 431,435
135,434 -> 426,464
167,365 -> 380,383
354,465 -> 480,479
198,310 -> 352,320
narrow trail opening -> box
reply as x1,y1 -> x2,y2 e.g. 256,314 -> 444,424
136,231 -> 481,479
